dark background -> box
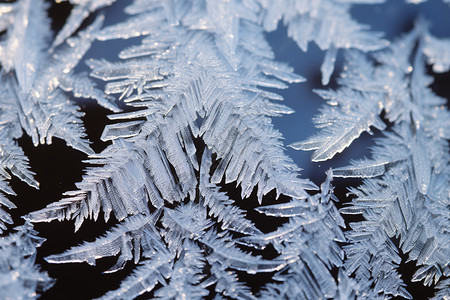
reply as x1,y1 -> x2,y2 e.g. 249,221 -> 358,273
6,0 -> 450,299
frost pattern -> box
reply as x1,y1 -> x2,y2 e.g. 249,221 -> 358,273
241,170 -> 346,299
0,0 -> 119,231
0,0 -> 115,297
0,0 -> 448,299
27,1 -> 340,297
300,21 -> 450,299
0,223 -> 53,299
258,0 -> 387,84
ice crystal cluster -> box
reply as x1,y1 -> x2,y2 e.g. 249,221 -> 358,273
0,0 -> 448,299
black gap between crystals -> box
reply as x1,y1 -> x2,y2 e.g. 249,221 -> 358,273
429,67 -> 450,108
46,0 -> 72,34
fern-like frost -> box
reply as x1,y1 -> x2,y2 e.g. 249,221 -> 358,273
302,22 -> 450,298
